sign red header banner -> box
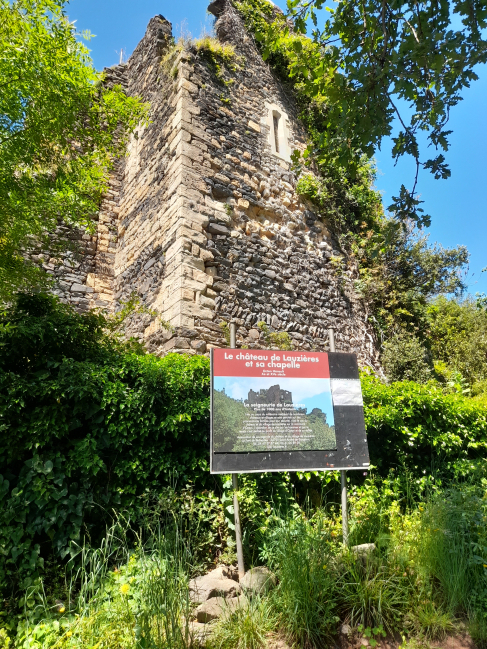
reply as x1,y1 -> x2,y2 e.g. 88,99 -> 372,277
212,348 -> 330,379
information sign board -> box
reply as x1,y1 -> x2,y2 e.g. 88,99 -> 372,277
210,348 -> 369,473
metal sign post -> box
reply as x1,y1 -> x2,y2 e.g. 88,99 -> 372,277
329,328 -> 349,545
229,322 -> 245,579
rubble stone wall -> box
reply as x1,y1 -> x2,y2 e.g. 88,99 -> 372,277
48,0 -> 379,368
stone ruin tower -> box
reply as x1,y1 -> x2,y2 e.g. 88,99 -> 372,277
53,0 -> 379,367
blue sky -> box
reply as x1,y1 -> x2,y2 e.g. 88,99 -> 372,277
214,376 -> 335,423
66,0 -> 487,295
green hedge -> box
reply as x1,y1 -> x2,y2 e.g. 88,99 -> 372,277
0,294 -> 210,596
362,372 -> 487,476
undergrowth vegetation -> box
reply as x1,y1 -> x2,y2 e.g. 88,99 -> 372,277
0,294 -> 212,609
3,473 -> 487,648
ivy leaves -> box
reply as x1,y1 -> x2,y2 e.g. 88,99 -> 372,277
362,372 -> 487,476
0,294 -> 211,597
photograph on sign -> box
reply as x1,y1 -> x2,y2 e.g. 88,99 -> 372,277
213,376 -> 335,453
210,348 -> 370,473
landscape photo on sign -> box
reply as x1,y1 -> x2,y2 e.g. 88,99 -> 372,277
212,349 -> 336,454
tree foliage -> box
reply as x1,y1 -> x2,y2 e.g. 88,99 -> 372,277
381,331 -> 432,383
0,0 -> 149,302
355,222 -> 468,340
234,0 -> 469,346
427,296 -> 487,386
380,296 -> 487,388
270,0 -> 487,224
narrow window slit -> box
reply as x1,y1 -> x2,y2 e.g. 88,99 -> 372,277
273,114 -> 280,154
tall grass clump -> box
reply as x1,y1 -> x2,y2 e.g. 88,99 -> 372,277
414,482 -> 487,641
15,520 -> 194,649
336,549 -> 413,632
470,613 -> 487,649
404,601 -> 456,640
418,485 -> 486,610
261,512 -> 337,648
209,595 -> 277,649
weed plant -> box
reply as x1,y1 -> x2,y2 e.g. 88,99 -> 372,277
404,602 -> 456,640
469,613 -> 487,649
417,485 -> 487,614
336,550 -> 413,632
14,520 -> 194,649
260,512 -> 338,648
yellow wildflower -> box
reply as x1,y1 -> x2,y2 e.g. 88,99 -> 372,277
483,564 -> 487,568
120,583 -> 130,595
66,631 -> 73,638
58,606 -> 65,614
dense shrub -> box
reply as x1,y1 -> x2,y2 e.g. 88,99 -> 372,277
381,333 -> 432,384
362,372 -> 487,477
0,294 -> 210,598
427,296 -> 487,386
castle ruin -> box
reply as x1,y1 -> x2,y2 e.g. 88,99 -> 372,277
246,385 -> 293,406
43,0 -> 379,367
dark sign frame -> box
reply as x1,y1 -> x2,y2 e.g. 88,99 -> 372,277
210,349 -> 369,474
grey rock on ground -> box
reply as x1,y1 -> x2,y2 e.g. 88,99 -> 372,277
189,566 -> 241,604
240,566 -> 277,595
217,564 -> 239,581
195,594 -> 248,622
352,543 -> 376,556
187,620 -> 212,647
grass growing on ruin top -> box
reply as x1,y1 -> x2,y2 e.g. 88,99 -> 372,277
194,36 -> 244,85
